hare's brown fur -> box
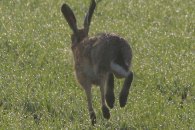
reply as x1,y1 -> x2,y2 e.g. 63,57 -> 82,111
73,33 -> 132,85
61,0 -> 133,125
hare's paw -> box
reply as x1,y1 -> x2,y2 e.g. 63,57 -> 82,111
90,111 -> 96,126
102,105 -> 110,119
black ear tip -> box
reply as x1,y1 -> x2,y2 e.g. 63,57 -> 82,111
61,3 -> 70,13
61,4 -> 65,12
61,3 -> 65,8
61,4 -> 66,11
92,0 -> 96,5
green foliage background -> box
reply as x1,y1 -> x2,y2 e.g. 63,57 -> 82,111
0,0 -> 194,129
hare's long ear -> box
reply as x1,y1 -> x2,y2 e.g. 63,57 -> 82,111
61,4 -> 78,34
84,0 -> 96,33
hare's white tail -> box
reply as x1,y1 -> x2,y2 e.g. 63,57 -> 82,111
111,42 -> 132,78
110,62 -> 129,78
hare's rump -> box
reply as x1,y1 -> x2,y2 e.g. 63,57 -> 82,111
90,33 -> 132,73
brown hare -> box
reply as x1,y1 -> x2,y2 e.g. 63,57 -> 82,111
61,0 -> 133,125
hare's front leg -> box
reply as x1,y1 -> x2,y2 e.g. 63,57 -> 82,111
83,84 -> 96,125
105,73 -> 115,109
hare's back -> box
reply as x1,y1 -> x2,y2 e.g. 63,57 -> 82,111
92,33 -> 130,49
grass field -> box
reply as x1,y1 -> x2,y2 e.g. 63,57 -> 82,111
0,0 -> 195,129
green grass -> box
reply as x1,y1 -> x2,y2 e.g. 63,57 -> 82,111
0,0 -> 195,129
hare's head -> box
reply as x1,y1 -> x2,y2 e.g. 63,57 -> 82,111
61,0 -> 96,46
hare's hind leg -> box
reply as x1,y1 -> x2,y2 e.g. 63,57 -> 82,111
119,71 -> 133,107
84,84 -> 96,125
99,74 -> 110,119
110,62 -> 133,107
105,73 -> 115,109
